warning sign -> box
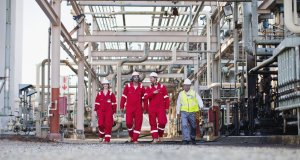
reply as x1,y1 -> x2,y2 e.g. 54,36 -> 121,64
60,76 -> 69,96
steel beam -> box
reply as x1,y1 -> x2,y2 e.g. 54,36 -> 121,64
36,0 -> 97,79
123,73 -> 184,79
76,1 -> 217,7
36,0 -> 59,26
94,30 -> 189,36
91,60 -> 194,66
78,35 -> 215,43
91,50 -> 197,57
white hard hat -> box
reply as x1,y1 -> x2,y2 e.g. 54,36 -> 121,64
183,78 -> 192,85
132,71 -> 139,76
149,72 -> 158,77
101,79 -> 110,84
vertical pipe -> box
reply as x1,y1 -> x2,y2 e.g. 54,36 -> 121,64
226,100 -> 230,125
49,0 -> 61,140
233,2 -> 238,96
4,0 -> 11,115
194,55 -> 199,92
117,63 -> 121,114
87,43 -> 92,130
36,63 -> 41,137
88,43 -> 92,112
91,79 -> 97,132
47,27 -> 51,105
184,66 -> 188,79
76,9 -> 85,139
252,0 -> 258,42
297,108 -> 300,135
206,15 -> 211,87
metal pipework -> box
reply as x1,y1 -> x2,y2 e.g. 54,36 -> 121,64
249,37 -> 300,73
284,0 -> 300,33
84,11 -> 197,15
233,2 -> 238,97
35,0 -> 99,83
134,65 -> 167,73
111,66 -> 134,93
97,66 -> 113,77
41,59 -> 78,114
4,0 -> 11,115
91,46 -> 176,66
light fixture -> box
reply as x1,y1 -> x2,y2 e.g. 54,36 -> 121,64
223,4 -> 233,17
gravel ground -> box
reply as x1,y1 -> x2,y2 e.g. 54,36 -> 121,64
0,140 -> 299,160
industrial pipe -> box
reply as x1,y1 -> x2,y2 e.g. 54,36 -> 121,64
135,65 -> 167,73
284,0 -> 300,34
41,59 -> 79,115
97,65 -> 113,77
91,46 -> 176,66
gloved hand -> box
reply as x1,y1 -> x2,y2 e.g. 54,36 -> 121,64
113,114 -> 117,121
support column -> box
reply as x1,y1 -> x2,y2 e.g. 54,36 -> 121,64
297,108 -> 300,135
4,0 -> 11,116
91,78 -> 97,132
184,65 -> 188,79
212,59 -> 220,105
117,63 -> 121,114
211,16 -> 220,106
233,2 -> 239,98
48,0 -> 61,140
226,100 -> 230,125
194,55 -> 199,93
87,42 -> 92,130
75,9 -> 85,139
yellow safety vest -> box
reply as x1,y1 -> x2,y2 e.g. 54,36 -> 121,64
180,90 -> 199,113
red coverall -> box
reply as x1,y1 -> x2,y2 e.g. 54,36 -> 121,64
145,83 -> 170,139
120,82 -> 147,142
94,90 -> 117,142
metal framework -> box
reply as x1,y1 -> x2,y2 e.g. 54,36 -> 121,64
34,0 -> 300,139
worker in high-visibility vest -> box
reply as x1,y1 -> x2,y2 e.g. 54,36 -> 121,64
94,79 -> 117,143
120,72 -> 147,144
144,72 -> 170,143
176,78 -> 203,145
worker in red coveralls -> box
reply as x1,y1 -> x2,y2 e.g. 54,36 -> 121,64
120,71 -> 147,144
144,72 -> 170,143
94,79 -> 117,143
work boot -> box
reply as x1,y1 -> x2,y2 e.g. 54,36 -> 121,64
125,137 -> 133,143
151,139 -> 160,144
158,137 -> 163,142
191,138 -> 196,145
182,140 -> 189,145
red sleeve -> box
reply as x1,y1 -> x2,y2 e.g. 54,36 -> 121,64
142,86 -> 148,111
120,85 -> 128,109
94,93 -> 100,111
162,86 -> 170,110
111,93 -> 117,114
